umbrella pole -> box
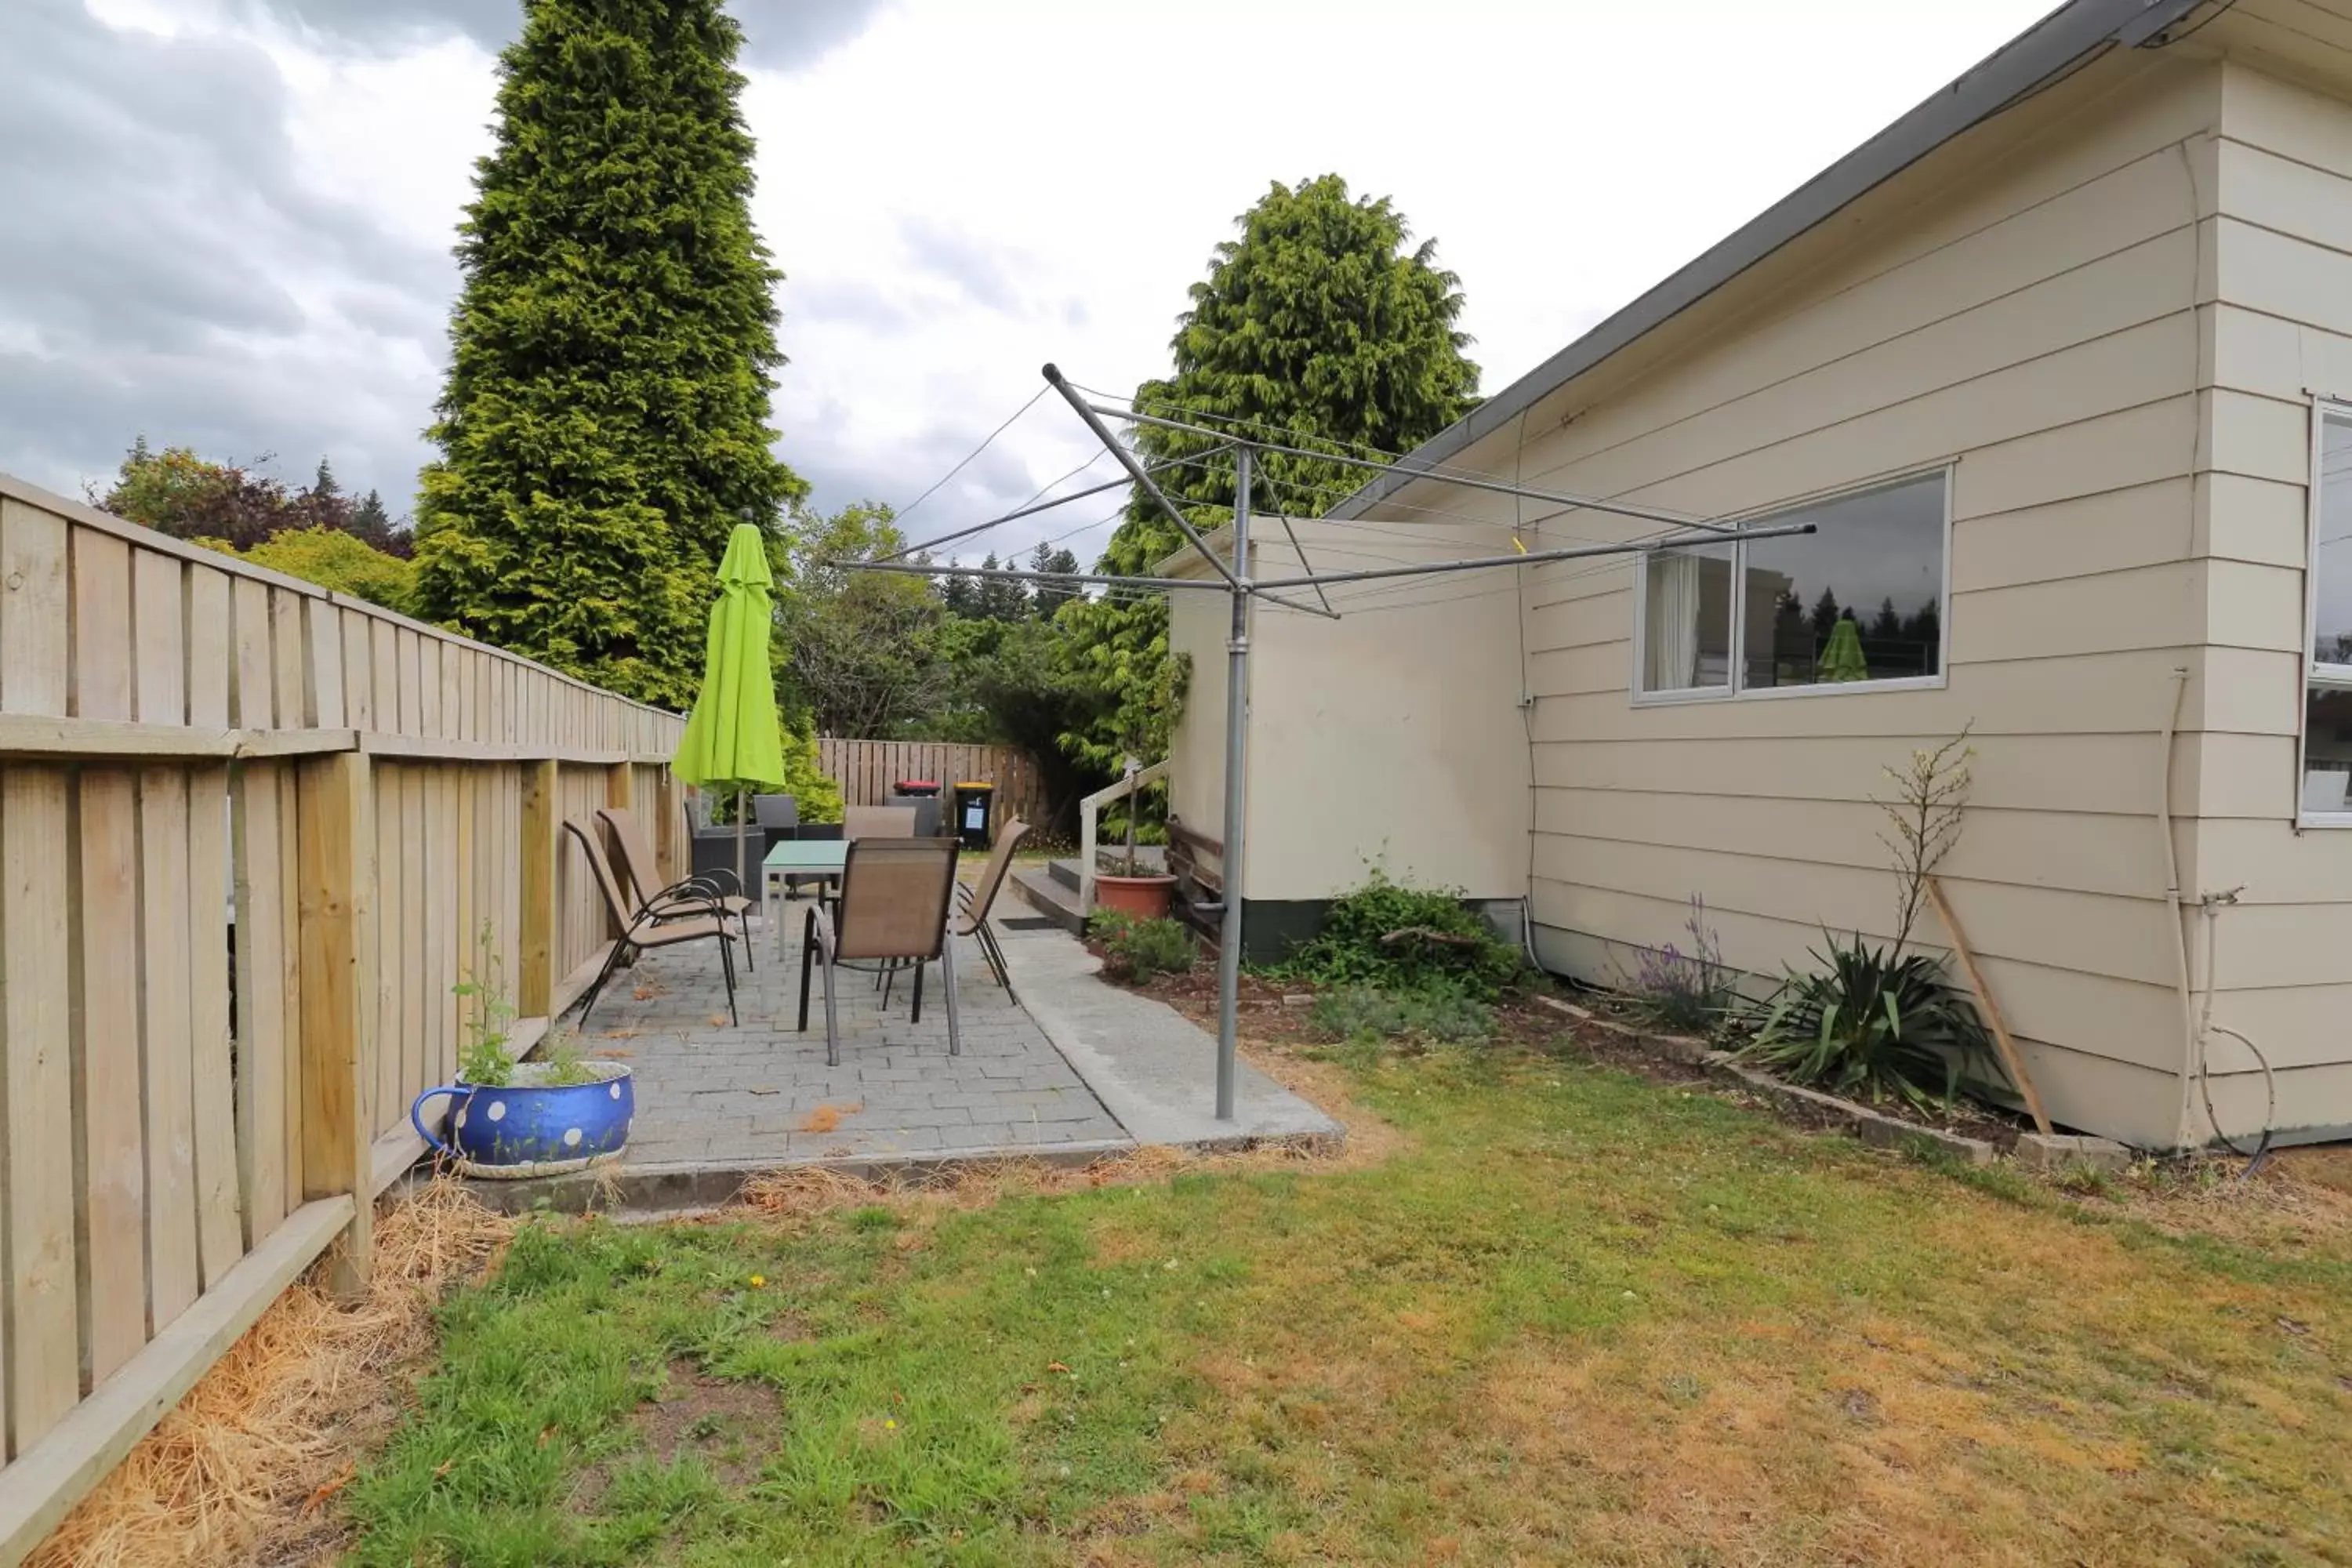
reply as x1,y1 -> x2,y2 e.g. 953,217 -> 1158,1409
735,788 -> 746,893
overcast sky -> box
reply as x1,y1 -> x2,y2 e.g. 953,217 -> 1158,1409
5,0 -> 2057,568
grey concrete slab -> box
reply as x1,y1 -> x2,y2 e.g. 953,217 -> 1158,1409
993,922 -> 1345,1150
460,892 -> 1341,1210
568,913 -> 1128,1172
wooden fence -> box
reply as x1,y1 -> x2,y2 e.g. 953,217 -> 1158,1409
0,472 -> 686,1563
818,738 -> 1044,826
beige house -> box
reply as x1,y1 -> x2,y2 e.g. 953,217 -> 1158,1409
1163,0 -> 2352,1151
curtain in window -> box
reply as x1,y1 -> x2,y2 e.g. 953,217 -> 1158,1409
1646,551 -> 1704,690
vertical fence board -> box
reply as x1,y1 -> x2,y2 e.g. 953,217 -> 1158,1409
137,767 -> 200,1332
374,765 -> 404,1142
277,768 -> 303,1222
132,550 -> 184,726
75,531 -> 133,721
441,771 -> 461,1083
455,768 -> 477,1085
230,580 -> 274,730
418,638 -> 442,741
294,751 -> 372,1294
269,590 -> 308,731
307,602 -> 345,730
187,764 -> 240,1289
231,764 -> 288,1245
0,499 -> 70,717
439,644 -> 461,742
4,767 -> 78,1455
341,610 -> 374,733
371,620 -> 398,738
186,569 -> 230,729
401,768 -> 425,1123
76,768 -> 146,1385
398,630 -> 423,739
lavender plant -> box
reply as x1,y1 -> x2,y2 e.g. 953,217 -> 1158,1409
1617,896 -> 1737,1035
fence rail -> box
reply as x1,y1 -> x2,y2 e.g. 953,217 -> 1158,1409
818,737 -> 1044,826
0,472 -> 687,1563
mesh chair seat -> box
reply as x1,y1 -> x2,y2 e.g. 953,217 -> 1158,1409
565,816 -> 742,1027
600,806 -> 756,971
797,837 -> 963,1064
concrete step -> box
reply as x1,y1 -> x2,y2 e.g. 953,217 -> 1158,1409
1048,846 -> 1167,891
1009,864 -> 1087,935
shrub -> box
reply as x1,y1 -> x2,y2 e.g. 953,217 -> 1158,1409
1091,913 -> 1199,985
1311,984 -> 1494,1044
1739,934 -> 1994,1114
1279,869 -> 1523,1001
1616,895 -> 1737,1035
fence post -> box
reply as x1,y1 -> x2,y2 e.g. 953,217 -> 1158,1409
294,748 -> 375,1298
519,757 -> 559,1017
656,770 -> 681,883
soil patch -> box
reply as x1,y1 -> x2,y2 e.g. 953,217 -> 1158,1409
577,1359 -> 780,1508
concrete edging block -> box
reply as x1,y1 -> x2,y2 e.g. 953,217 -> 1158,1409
1536,994 -> 1997,1166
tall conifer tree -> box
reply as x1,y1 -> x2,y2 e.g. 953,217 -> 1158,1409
412,0 -> 803,706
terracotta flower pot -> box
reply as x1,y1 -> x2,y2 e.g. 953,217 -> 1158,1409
1095,873 -> 1176,920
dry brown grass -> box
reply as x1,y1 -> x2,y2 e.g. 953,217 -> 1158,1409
2065,1145 -> 2352,1253
730,1037 -> 1399,1229
30,1180 -> 510,1568
797,1100 -> 862,1134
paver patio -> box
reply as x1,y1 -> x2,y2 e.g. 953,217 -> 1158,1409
586,906 -> 1131,1171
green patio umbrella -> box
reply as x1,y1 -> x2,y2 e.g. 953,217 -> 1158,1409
1818,616 -> 1870,683
672,523 -> 787,889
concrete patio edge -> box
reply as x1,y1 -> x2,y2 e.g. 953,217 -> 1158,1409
996,925 -> 1346,1151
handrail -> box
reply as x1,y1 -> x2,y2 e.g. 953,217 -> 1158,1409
1077,759 -> 1168,916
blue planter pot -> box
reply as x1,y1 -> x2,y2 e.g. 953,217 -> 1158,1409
411,1060 -> 633,1178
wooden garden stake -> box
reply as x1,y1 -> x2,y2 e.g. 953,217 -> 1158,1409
1926,875 -> 2051,1135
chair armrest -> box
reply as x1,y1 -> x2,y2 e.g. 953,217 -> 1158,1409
637,884 -> 727,927
693,866 -> 749,898
811,902 -> 837,960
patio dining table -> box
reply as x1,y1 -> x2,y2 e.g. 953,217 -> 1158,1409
761,839 -> 848,959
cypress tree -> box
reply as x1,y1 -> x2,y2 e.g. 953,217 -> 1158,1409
412,0 -> 804,707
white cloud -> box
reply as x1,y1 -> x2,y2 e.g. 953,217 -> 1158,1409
5,0 -> 2058,561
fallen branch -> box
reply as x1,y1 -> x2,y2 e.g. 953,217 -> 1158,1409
1379,927 -> 1481,948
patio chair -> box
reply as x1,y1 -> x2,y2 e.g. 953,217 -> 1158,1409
565,817 -> 740,1028
843,804 -> 919,840
797,837 -> 963,1065
597,806 -> 756,972
950,816 -> 1030,1003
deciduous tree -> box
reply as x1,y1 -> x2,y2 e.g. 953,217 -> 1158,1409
1059,173 -> 1479,771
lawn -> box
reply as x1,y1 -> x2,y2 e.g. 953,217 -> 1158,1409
344,1032 -> 2350,1566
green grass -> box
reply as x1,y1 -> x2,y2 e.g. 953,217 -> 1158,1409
345,1039 -> 2352,1566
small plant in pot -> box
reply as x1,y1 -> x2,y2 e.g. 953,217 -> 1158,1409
409,922 -> 633,1178
1095,756 -> 1177,920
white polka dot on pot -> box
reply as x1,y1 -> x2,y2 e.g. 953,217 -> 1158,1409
563,1127 -> 583,1148
486,1101 -> 506,1122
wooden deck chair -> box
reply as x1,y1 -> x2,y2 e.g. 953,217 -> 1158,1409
950,816 -> 1030,1003
797,837 -> 961,1065
598,806 -> 756,971
565,818 -> 740,1028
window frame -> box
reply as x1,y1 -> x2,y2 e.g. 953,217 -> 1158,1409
1629,465 -> 1956,706
2298,400 -> 2352,828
